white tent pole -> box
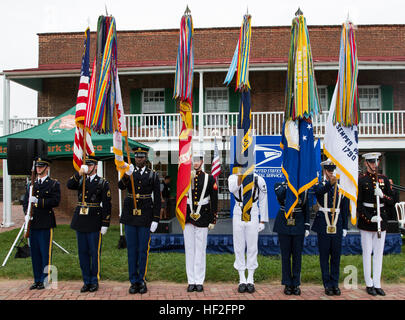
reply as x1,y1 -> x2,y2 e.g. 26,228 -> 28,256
2,76 -> 13,228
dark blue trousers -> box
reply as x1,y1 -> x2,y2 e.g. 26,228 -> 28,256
29,228 -> 53,283
317,233 -> 342,288
278,234 -> 304,287
76,231 -> 102,285
125,225 -> 151,285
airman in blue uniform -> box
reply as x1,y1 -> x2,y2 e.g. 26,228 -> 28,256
312,159 -> 349,296
273,181 -> 310,296
23,157 -> 61,290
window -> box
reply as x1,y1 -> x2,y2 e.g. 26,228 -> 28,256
205,88 -> 229,112
142,89 -> 165,126
317,86 -> 329,110
358,86 -> 381,110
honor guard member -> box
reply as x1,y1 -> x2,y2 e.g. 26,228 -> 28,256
273,180 -> 310,296
23,157 -> 61,290
228,165 -> 268,294
67,155 -> 112,293
184,151 -> 218,293
118,146 -> 161,295
357,152 -> 394,296
312,159 -> 349,296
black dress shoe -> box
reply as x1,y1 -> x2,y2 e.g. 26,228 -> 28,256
138,282 -> 148,294
29,282 -> 39,290
292,286 -> 301,295
375,288 -> 386,296
36,282 -> 45,290
246,283 -> 255,293
284,285 -> 293,295
187,284 -> 196,292
195,285 -> 204,292
129,283 -> 139,294
89,283 -> 98,292
238,283 -> 247,293
333,287 -> 341,296
366,286 -> 377,296
80,284 -> 90,293
324,287 -> 334,296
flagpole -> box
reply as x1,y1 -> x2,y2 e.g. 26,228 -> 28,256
82,128 -> 87,204
125,136 -> 137,212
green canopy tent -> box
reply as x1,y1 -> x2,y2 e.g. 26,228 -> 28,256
0,106 -> 151,160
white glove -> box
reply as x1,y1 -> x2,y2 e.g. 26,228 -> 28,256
374,186 -> 384,198
24,214 -> 31,225
126,164 -> 134,176
208,223 -> 215,230
305,230 -> 310,237
80,165 -> 89,174
342,229 -> 347,238
100,226 -> 108,235
258,223 -> 265,233
150,221 -> 158,233
371,216 -> 383,224
29,196 -> 38,204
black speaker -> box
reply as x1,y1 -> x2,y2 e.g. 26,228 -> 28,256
7,138 -> 48,175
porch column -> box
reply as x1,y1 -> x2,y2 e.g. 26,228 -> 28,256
2,76 -> 13,227
198,71 -> 204,145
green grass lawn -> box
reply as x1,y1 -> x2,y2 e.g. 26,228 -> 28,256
0,225 -> 404,285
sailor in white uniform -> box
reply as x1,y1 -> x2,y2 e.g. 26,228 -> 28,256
228,165 -> 269,293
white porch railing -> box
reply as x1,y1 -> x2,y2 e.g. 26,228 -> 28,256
8,110 -> 405,139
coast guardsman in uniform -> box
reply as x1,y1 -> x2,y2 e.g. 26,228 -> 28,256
118,146 -> 161,295
23,157 -> 61,290
273,180 -> 310,296
228,164 -> 268,294
312,159 -> 349,296
67,155 -> 112,293
357,152 -> 394,296
184,151 -> 218,293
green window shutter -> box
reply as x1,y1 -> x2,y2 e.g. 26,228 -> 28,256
381,85 -> 393,111
385,152 -> 400,185
167,163 -> 178,197
192,88 -> 199,113
130,89 -> 142,114
229,87 -> 240,125
327,85 -> 335,110
164,88 -> 176,113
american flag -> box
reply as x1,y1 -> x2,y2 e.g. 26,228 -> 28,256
73,28 -> 95,172
211,137 -> 222,182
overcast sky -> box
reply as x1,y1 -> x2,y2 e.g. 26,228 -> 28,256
1,0 -> 404,121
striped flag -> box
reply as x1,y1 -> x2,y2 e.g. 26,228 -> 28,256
73,28 -> 95,172
211,137 -> 221,182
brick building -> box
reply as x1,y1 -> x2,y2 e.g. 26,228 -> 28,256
2,24 -> 405,223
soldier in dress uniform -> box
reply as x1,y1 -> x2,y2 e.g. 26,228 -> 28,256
23,157 -> 61,290
273,180 -> 310,296
357,152 -> 394,296
67,155 -> 111,293
184,151 -> 218,293
118,146 -> 161,295
228,165 -> 268,294
312,159 -> 349,296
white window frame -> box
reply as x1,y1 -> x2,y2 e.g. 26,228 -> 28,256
205,87 -> 230,128
141,88 -> 165,128
358,85 -> 381,110
317,86 -> 329,111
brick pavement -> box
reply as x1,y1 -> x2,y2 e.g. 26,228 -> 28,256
0,279 -> 404,300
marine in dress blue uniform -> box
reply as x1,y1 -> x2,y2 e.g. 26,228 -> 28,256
23,157 -> 61,290
357,152 -> 394,296
312,159 -> 349,296
118,147 -> 161,294
67,156 -> 111,293
273,180 -> 310,296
